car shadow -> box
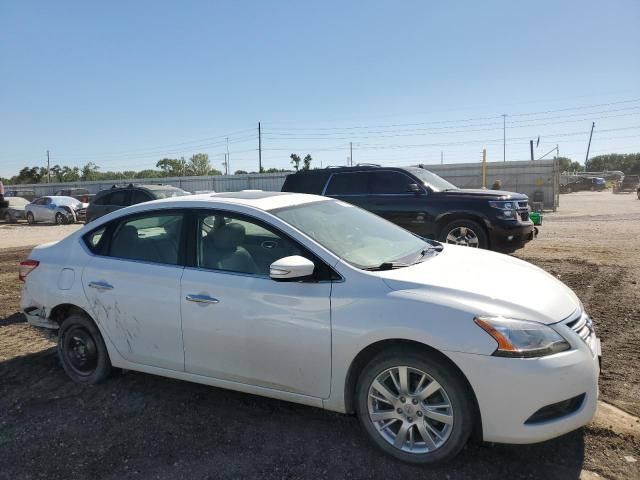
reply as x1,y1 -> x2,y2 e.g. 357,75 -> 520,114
0,347 -> 586,479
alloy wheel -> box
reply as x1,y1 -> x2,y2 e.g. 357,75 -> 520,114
445,226 -> 479,247
55,212 -> 66,225
367,366 -> 454,454
26,212 -> 35,224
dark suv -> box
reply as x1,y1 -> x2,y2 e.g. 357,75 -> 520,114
86,184 -> 189,222
281,165 -> 535,252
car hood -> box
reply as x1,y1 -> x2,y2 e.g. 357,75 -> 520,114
377,245 -> 579,325
435,189 -> 528,200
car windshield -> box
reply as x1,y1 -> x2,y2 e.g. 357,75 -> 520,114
8,197 -> 29,207
152,189 -> 190,199
405,168 -> 457,192
273,200 -> 433,269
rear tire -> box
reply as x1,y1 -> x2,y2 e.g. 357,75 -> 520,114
58,314 -> 112,384
3,212 -> 12,223
355,350 -> 474,464
26,212 -> 35,224
438,219 -> 488,249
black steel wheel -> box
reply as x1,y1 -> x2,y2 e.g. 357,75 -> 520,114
58,314 -> 112,384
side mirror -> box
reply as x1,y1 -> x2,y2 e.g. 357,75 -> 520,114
408,183 -> 423,193
270,255 -> 315,281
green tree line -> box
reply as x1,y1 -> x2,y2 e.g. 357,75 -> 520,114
1,153 -> 294,185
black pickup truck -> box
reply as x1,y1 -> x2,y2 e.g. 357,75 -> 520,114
281,165 -> 535,252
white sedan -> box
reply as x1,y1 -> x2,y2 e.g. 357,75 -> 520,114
19,191 -> 600,464
25,195 -> 87,224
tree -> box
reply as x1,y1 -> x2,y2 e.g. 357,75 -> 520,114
234,170 -> 248,175
585,153 -> 640,174
156,158 -> 187,177
208,168 -> 222,176
81,162 -> 100,181
302,154 -> 312,171
187,153 -> 210,176
290,153 -> 301,172
60,166 -> 80,182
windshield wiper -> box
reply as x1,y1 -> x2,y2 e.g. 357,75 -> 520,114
363,262 -> 411,271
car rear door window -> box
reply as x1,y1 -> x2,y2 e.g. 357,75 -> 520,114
370,171 -> 415,194
109,213 -> 184,265
325,172 -> 369,195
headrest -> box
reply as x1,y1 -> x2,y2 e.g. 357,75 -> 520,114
212,223 -> 245,249
117,225 -> 139,244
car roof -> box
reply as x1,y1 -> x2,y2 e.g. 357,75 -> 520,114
116,191 -> 326,214
288,165 -> 412,175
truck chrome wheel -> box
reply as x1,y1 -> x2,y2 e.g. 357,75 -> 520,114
445,226 -> 479,247
367,366 -> 454,454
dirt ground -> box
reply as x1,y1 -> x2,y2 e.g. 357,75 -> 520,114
0,192 -> 639,479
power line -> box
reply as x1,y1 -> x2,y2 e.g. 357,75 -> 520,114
264,98 -> 640,131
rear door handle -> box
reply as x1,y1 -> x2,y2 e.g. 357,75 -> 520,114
186,294 -> 219,304
88,281 -> 114,290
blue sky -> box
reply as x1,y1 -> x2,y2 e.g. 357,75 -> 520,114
1,0 -> 639,177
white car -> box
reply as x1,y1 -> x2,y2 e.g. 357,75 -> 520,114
19,191 -> 600,464
25,195 -> 88,224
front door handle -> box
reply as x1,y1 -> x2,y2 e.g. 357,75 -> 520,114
186,294 -> 219,304
88,281 -> 114,290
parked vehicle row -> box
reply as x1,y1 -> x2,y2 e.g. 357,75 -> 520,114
20,191 -> 600,464
0,183 -> 191,225
282,165 -> 535,253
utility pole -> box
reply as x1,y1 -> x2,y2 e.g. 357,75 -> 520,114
226,137 -> 230,175
482,149 -> 487,188
441,151 -> 443,165
530,140 -> 534,161
223,154 -> 228,175
258,122 -> 262,172
46,150 -> 50,183
350,142 -> 353,166
502,114 -> 507,162
585,121 -> 595,168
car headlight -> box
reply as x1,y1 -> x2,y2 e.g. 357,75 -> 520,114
488,200 -> 517,219
474,316 -> 570,358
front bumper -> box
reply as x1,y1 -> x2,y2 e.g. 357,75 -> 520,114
447,338 -> 599,444
488,221 -> 535,252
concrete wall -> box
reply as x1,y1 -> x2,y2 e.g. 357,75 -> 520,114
10,160 -> 560,210
14,172 -> 289,197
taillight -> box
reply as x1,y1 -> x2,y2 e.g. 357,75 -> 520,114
19,260 -> 39,282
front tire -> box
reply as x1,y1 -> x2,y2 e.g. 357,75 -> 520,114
439,219 -> 488,249
355,350 -> 474,464
58,314 -> 112,384
55,212 -> 67,225
3,212 -> 13,223
26,212 -> 35,224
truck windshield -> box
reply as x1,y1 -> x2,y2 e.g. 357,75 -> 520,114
406,168 -> 457,192
272,200 -> 433,269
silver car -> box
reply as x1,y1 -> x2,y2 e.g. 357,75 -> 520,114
25,196 -> 87,225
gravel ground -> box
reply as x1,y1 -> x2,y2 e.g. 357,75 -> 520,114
0,192 -> 639,479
